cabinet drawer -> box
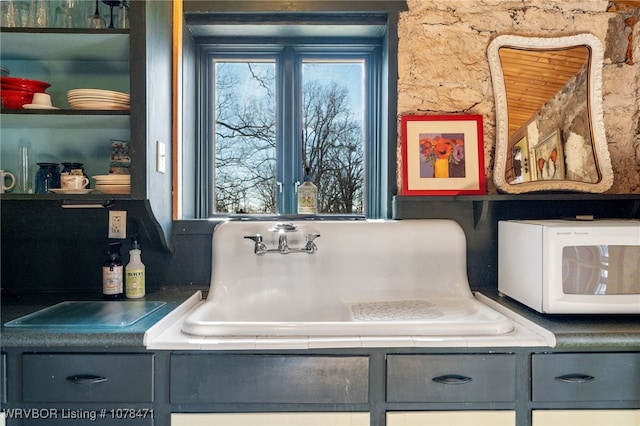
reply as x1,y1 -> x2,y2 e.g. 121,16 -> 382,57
22,353 -> 154,403
532,352 -> 640,402
171,354 -> 369,404
386,354 -> 515,403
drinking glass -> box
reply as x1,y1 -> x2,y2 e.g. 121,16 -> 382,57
102,0 -> 120,29
86,0 -> 105,28
54,0 -> 78,28
18,142 -> 33,194
116,0 -> 128,29
16,1 -> 30,27
27,0 -> 47,28
1,0 -> 19,27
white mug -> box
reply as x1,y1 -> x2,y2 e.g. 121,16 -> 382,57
1,169 -> 16,193
61,174 -> 89,189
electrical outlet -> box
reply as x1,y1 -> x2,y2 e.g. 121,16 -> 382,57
108,210 -> 127,239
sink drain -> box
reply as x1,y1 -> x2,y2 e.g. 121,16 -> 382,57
351,300 -> 445,321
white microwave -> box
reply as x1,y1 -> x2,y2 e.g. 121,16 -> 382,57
498,219 -> 640,314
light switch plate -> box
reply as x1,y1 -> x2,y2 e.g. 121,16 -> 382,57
156,140 -> 166,173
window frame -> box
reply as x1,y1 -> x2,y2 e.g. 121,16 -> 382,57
176,4 -> 405,226
200,42 -> 380,217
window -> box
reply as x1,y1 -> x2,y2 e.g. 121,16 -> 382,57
206,46 -> 372,216
181,6 -> 405,220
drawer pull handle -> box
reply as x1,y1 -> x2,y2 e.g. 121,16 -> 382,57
66,374 -> 108,385
432,374 -> 473,385
554,373 -> 595,384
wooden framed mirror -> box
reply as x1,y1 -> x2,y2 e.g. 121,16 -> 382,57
488,34 -> 613,193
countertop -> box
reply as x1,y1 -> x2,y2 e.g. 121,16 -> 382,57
1,288 -> 639,350
0,287 -> 207,347
483,291 -> 640,350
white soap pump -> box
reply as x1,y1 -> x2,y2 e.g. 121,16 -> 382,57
125,234 -> 145,298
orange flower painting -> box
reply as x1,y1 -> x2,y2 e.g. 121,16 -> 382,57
418,134 -> 466,178
401,114 -> 485,196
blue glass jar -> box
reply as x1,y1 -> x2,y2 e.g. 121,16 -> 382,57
35,162 -> 60,193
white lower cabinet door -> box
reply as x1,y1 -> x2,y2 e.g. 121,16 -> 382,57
386,411 -> 515,426
532,410 -> 640,426
171,412 -> 370,426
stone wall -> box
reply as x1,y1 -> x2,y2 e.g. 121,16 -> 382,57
397,0 -> 640,193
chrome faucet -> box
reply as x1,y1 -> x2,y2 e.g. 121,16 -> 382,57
276,228 -> 291,253
244,223 -> 320,255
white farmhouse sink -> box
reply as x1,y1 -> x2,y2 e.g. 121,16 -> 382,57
180,219 -> 514,337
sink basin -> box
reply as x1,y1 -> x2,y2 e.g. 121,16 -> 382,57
181,294 -> 512,336
180,219 -> 514,337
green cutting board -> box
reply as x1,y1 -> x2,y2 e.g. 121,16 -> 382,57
4,301 -> 166,328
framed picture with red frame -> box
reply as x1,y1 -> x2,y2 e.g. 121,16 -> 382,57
401,114 -> 486,195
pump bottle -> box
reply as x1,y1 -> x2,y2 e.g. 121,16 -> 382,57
297,167 -> 318,214
125,234 -> 146,298
103,242 -> 124,300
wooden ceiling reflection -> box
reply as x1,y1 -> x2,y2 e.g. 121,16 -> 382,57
499,46 -> 590,135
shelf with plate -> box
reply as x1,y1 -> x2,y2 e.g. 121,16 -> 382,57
0,109 -> 129,128
1,24 -> 132,199
0,29 -> 130,111
2,174 -> 131,200
0,192 -> 127,201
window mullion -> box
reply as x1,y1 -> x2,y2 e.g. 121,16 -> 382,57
278,46 -> 300,214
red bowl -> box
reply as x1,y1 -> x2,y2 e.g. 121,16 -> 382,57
0,76 -> 50,93
1,84 -> 34,91
0,89 -> 34,109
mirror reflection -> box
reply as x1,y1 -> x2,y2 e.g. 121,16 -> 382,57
488,34 -> 613,193
501,46 -> 594,183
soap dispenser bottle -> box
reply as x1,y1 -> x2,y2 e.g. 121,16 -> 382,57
297,167 -> 318,214
103,242 -> 124,300
125,234 -> 145,299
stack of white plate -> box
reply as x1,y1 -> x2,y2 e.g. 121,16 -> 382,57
68,89 -> 130,110
93,174 -> 130,194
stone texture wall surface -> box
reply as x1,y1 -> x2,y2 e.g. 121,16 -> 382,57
397,0 -> 640,193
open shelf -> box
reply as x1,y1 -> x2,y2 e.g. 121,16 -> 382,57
0,110 -> 129,129
393,194 -> 640,229
0,29 -> 129,62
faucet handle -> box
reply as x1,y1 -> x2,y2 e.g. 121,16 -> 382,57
304,233 -> 320,253
244,234 -> 263,243
306,233 -> 320,242
244,234 -> 267,254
